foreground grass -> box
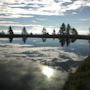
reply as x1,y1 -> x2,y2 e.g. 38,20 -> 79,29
63,55 -> 90,90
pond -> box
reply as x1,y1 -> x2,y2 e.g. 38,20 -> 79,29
0,38 -> 90,90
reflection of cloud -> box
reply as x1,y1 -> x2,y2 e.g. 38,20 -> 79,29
0,46 -> 68,90
0,44 -> 84,70
0,42 -> 87,89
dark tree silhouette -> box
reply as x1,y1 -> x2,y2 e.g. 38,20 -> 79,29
71,28 -> 78,35
42,27 -> 47,35
59,23 -> 66,35
52,29 -> 56,35
22,27 -> 28,43
42,27 -> 47,42
22,37 -> 27,44
59,38 -> 65,47
8,26 -> 14,35
66,38 -> 70,47
22,27 -> 28,35
8,26 -> 14,43
71,38 -> 76,43
42,38 -> 46,42
66,24 -> 71,35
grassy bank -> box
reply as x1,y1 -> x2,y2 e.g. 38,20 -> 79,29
63,55 -> 90,90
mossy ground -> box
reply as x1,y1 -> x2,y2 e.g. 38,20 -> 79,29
63,55 -> 90,90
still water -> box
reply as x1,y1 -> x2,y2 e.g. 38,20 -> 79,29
0,38 -> 90,90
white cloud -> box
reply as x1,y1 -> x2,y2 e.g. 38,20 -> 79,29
0,21 -> 20,26
78,30 -> 89,35
0,0 -> 89,18
0,14 -> 33,18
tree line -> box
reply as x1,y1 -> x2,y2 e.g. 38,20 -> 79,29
42,23 -> 78,35
0,23 -> 78,36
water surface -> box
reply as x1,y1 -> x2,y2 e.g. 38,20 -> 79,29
0,38 -> 90,90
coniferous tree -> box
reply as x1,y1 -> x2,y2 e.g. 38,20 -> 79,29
8,26 -> 14,35
71,28 -> 78,35
8,26 -> 14,43
52,29 -> 56,35
22,27 -> 28,35
42,27 -> 47,35
59,23 -> 66,35
22,27 -> 28,43
66,24 -> 71,35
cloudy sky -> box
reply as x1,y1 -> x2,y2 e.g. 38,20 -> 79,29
0,0 -> 90,34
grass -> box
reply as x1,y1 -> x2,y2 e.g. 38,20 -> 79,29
63,55 -> 90,90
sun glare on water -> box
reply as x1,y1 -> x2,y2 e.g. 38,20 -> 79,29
42,66 -> 54,78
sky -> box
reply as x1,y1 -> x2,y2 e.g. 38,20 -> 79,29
0,0 -> 90,34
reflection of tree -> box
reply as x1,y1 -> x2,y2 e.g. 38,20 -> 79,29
42,38 -> 46,42
59,38 -> 65,47
71,38 -> 76,43
22,38 -> 27,44
22,27 -> 28,43
59,38 -> 76,47
8,26 -> 14,43
66,38 -> 70,47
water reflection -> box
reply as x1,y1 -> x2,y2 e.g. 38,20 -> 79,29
59,38 -> 76,47
89,39 -> 90,46
9,37 -> 13,43
0,59 -> 68,90
22,37 -> 27,43
42,66 -> 54,78
9,36 -> 13,43
41,37 -> 77,47
42,38 -> 47,42
7,36 -> 90,47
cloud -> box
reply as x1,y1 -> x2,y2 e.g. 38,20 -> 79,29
0,21 -> 20,26
0,44 -> 85,73
0,0 -> 89,18
0,14 -> 33,18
